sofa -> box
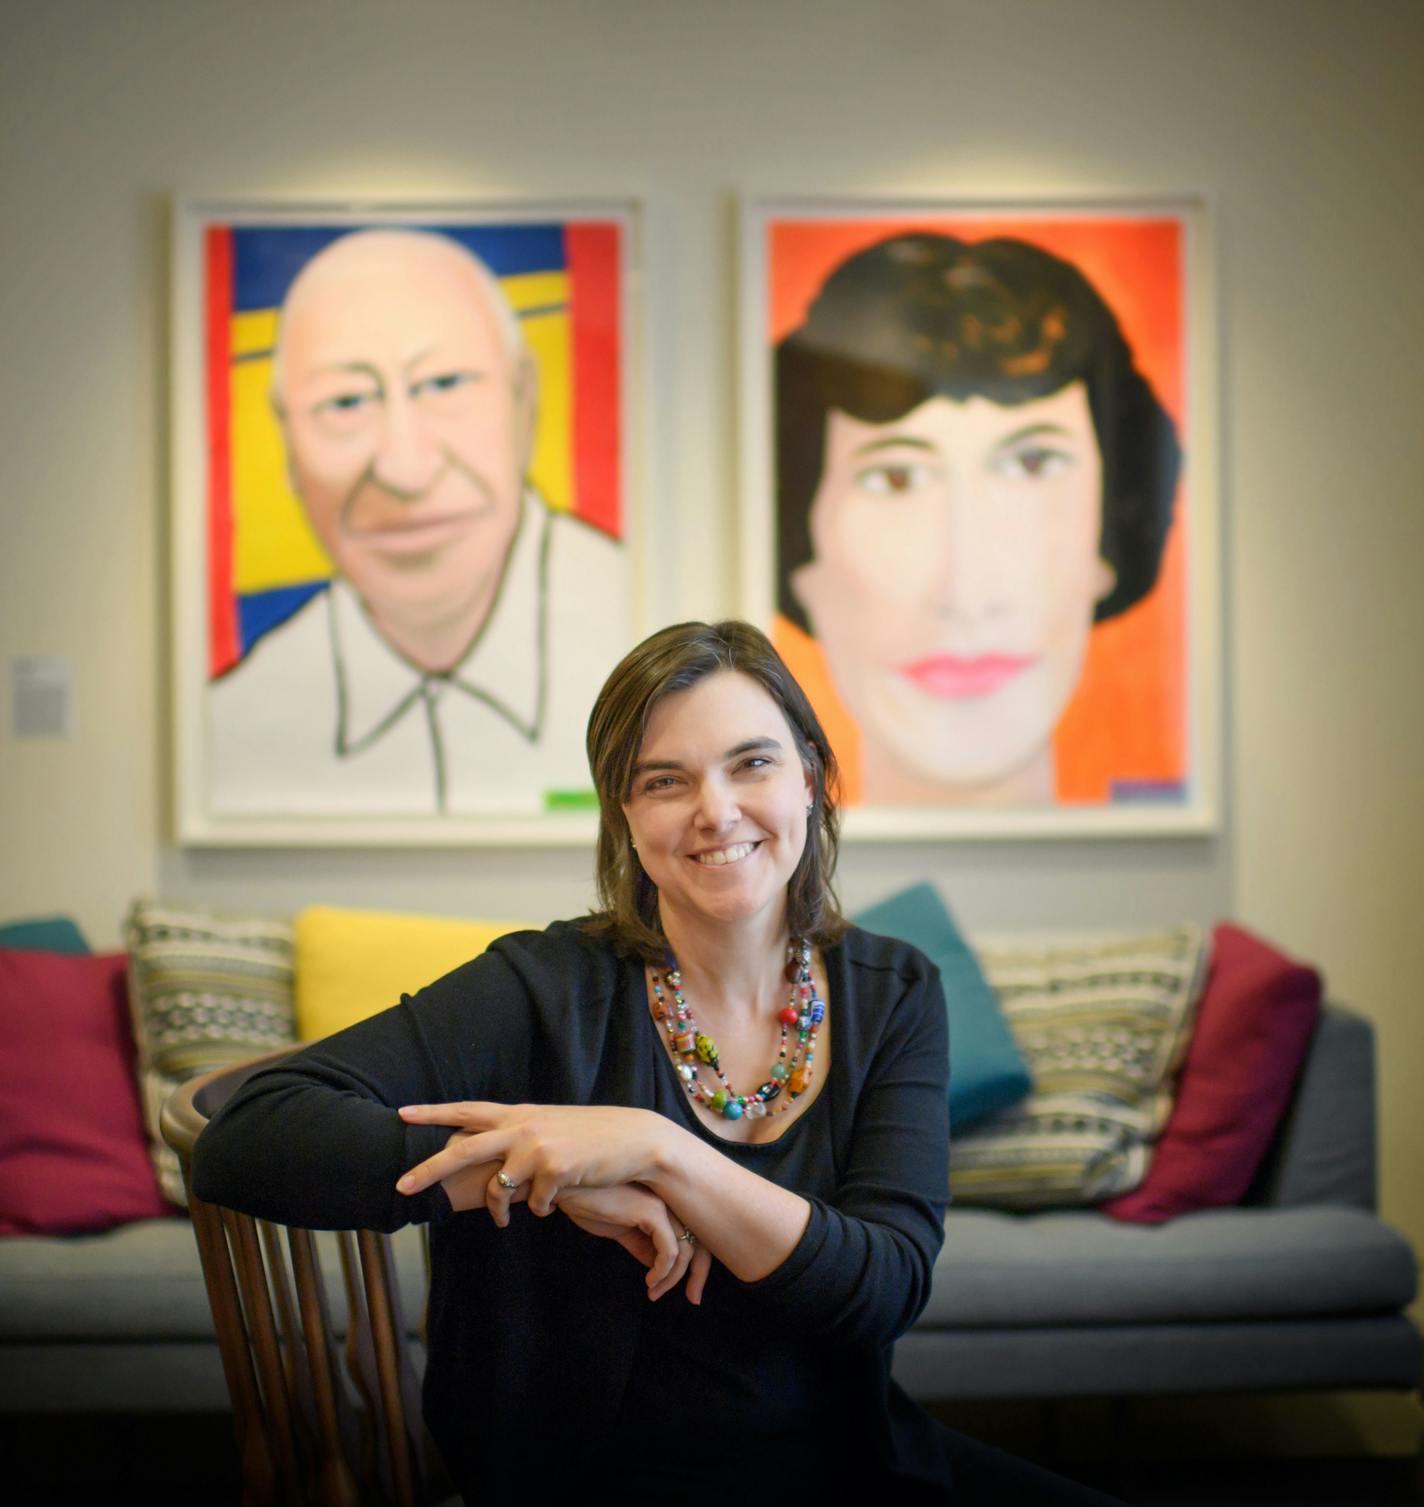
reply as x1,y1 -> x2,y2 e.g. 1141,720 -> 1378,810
2,995 -> 1418,1415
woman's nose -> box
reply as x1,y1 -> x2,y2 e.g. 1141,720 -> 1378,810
693,779 -> 740,830
928,487 -> 1012,625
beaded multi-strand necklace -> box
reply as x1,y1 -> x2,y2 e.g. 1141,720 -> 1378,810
651,939 -> 826,1120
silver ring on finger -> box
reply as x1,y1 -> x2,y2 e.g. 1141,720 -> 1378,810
495,1170 -> 519,1190
679,1228 -> 696,1245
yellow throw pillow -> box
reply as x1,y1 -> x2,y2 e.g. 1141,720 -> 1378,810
294,906 -> 532,1041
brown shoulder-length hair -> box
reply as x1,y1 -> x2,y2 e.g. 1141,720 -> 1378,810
583,619 -> 847,961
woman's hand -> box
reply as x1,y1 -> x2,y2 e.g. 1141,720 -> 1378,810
395,1101 -> 675,1222
555,1184 -> 712,1303
425,1135 -> 523,1216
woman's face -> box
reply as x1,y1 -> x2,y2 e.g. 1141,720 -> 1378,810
791,381 -> 1113,794
622,670 -> 813,934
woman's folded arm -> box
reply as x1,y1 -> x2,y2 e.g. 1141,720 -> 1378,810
190,947 -> 543,1230
644,964 -> 950,1347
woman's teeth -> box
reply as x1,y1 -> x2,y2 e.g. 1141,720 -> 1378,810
695,842 -> 755,866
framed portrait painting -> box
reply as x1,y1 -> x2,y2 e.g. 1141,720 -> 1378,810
172,199 -> 642,845
739,197 -> 1218,838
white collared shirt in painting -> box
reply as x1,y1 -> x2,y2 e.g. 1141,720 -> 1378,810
206,493 -> 631,816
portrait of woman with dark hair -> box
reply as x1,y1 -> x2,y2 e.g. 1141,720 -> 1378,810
771,221 -> 1189,811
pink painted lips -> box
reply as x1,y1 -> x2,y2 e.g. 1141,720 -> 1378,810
900,653 -> 1035,698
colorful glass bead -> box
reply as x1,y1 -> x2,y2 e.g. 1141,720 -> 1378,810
651,940 -> 824,1123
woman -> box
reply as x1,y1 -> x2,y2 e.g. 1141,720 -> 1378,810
776,232 -> 1182,806
193,619 -> 1128,1502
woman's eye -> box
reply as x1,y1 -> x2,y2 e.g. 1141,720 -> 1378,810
996,445 -> 1072,480
736,756 -> 772,774
855,461 -> 936,496
856,462 -> 930,496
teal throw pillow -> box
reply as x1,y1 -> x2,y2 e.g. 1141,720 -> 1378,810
853,883 -> 1030,1130
0,915 -> 91,954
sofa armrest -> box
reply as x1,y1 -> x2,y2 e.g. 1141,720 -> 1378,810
1246,1003 -> 1376,1210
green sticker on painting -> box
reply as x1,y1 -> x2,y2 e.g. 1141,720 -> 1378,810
544,789 -> 600,811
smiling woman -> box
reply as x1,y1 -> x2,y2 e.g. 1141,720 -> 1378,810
585,621 -> 836,959
775,231 -> 1182,808
193,619 -> 1129,1503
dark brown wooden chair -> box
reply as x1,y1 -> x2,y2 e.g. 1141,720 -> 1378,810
161,1049 -> 454,1507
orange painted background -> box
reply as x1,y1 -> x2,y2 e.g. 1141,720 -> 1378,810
767,214 -> 1189,807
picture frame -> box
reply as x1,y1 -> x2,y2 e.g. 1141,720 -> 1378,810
739,195 -> 1219,839
171,198 -> 643,846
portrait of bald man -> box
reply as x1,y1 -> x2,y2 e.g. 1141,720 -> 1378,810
206,226 -> 632,816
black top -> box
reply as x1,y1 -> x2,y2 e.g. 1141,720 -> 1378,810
193,920 -> 953,1495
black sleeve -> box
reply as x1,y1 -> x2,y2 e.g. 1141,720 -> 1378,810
735,953 -> 950,1348
190,936 -> 552,1233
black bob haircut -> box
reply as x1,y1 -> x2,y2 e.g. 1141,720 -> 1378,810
775,233 -> 1182,632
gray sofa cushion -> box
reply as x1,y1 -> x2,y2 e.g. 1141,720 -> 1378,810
0,1218 -> 428,1343
1248,1005 -> 1376,1209
923,1206 -> 1418,1328
893,1315 -> 1424,1399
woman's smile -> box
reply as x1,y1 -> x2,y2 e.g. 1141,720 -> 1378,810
691,840 -> 761,867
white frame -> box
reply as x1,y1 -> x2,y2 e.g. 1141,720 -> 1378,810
738,195 -> 1220,840
172,197 -> 644,847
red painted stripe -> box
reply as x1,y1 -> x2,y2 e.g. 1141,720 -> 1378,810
204,226 -> 239,678
566,222 -> 621,538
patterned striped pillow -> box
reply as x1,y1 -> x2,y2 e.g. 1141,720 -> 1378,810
124,900 -> 297,1204
949,925 -> 1208,1208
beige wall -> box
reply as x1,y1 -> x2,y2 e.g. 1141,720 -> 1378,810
2,0 -> 1421,1307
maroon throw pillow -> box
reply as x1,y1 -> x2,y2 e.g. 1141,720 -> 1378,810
0,949 -> 176,1235
1102,923 -> 1322,1225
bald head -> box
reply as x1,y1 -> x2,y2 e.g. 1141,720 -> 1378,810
271,229 -> 525,412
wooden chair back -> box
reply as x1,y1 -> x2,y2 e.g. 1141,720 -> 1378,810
161,1050 -> 451,1507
